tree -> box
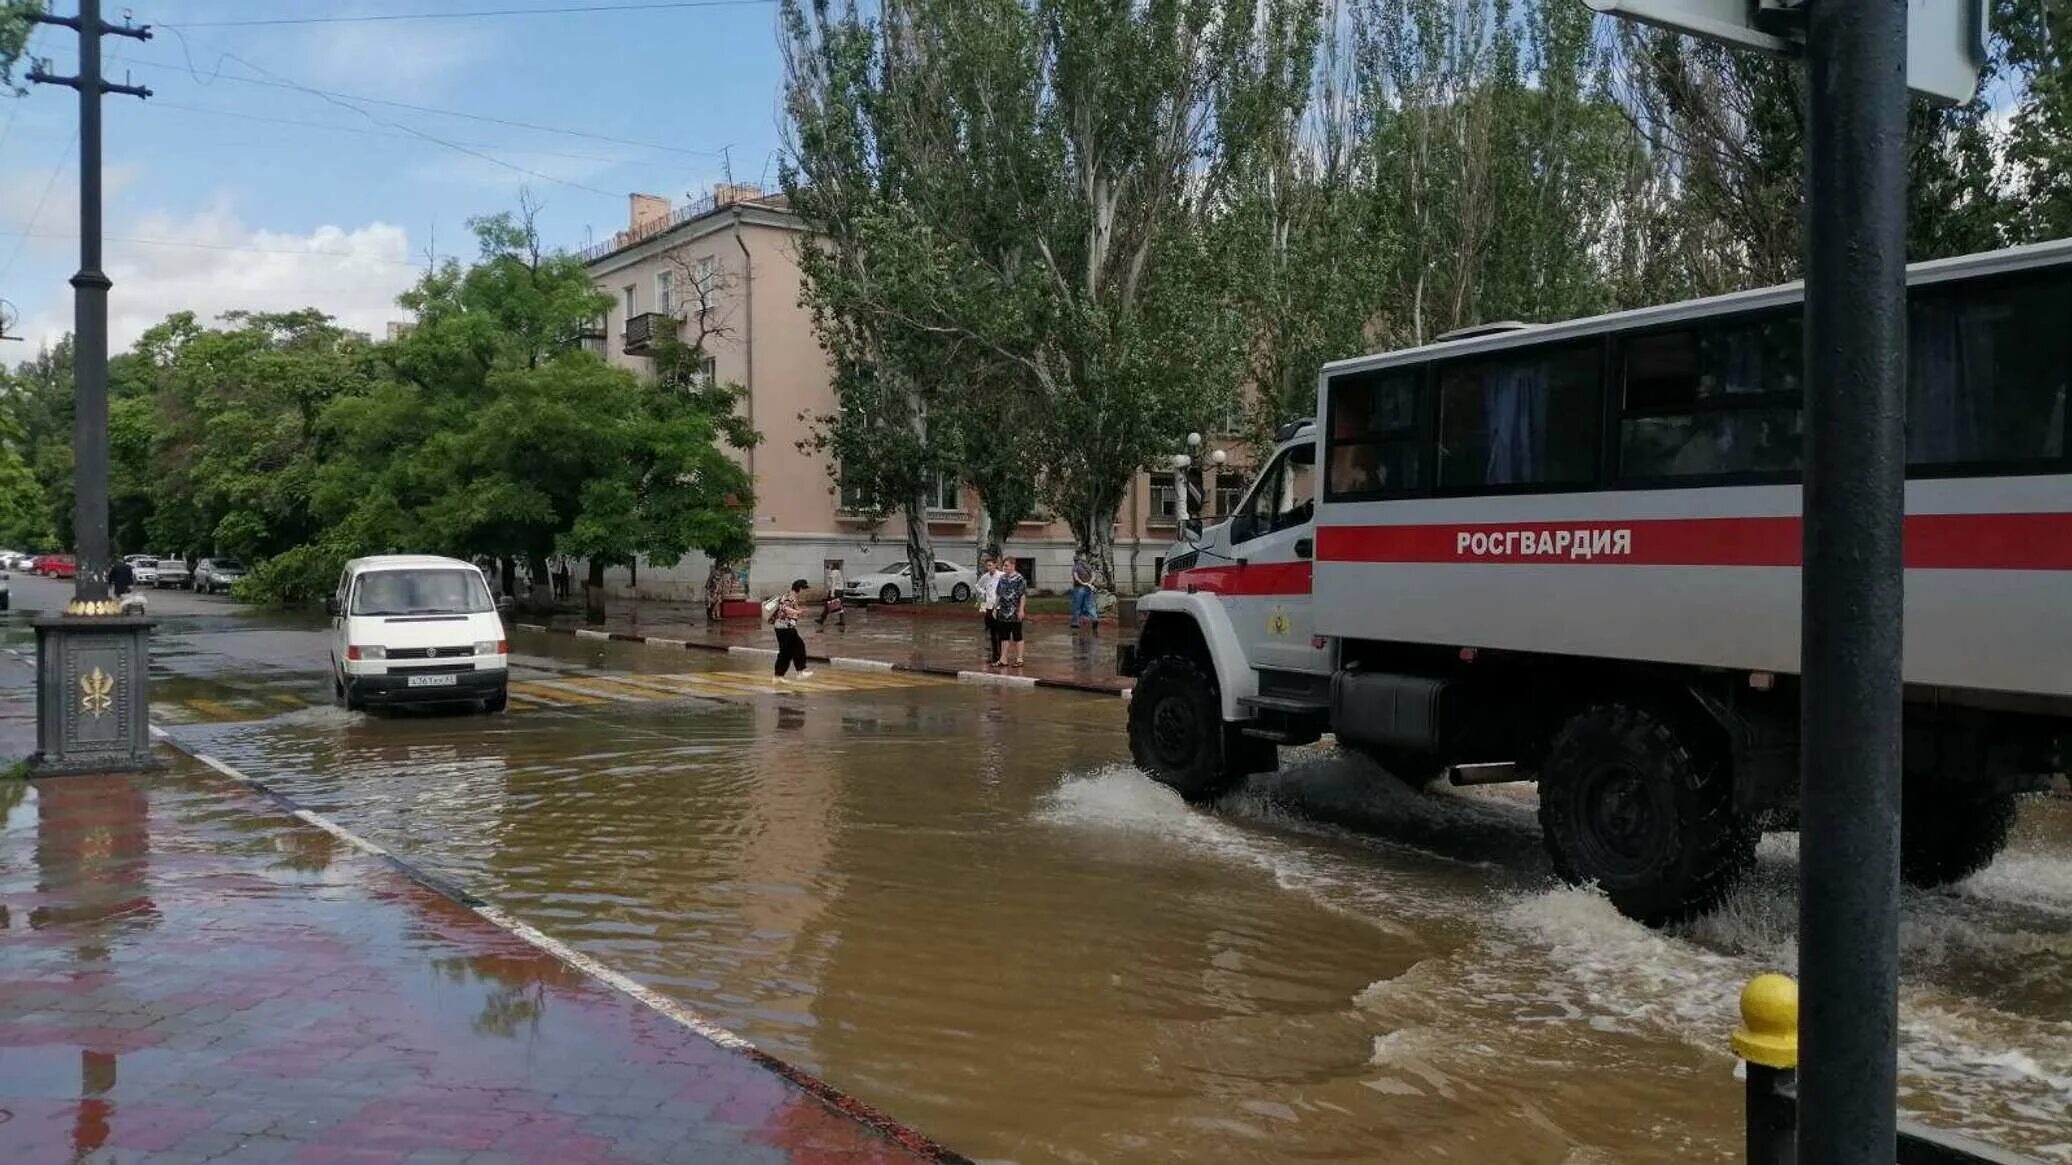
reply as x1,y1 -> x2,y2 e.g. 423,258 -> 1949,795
0,0 -> 34,95
1997,0 -> 2072,242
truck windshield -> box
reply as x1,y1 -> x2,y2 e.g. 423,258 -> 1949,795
351,569 -> 493,616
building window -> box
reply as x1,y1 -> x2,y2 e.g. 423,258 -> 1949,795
694,256 -> 718,314
1150,480 -> 1178,523
655,270 -> 674,316
930,473 -> 962,513
688,353 -> 717,387
839,474 -> 875,514
1212,478 -> 1243,518
622,284 -> 636,319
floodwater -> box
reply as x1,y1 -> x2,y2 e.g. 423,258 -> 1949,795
153,633 -> 2072,1164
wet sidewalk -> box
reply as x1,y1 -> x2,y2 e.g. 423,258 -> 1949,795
0,765 -> 958,1165
526,598 -> 1130,694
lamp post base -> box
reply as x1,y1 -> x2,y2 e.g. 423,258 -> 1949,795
29,615 -> 161,777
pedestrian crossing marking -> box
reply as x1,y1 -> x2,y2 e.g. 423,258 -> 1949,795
507,680 -> 608,706
147,663 -> 948,724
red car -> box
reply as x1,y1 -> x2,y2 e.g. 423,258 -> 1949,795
39,555 -> 77,579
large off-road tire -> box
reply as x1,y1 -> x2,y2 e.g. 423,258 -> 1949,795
1902,785 -> 2019,888
1538,703 -> 1757,926
1128,654 -> 1275,802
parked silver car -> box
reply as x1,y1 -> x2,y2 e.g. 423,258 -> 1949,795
153,558 -> 191,589
194,558 -> 247,594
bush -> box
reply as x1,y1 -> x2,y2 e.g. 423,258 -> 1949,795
235,544 -> 345,607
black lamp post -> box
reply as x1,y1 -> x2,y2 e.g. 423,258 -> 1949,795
24,0 -> 157,776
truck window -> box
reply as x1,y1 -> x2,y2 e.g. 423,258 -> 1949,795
1907,274 -> 2070,468
1326,370 -> 1423,498
1618,310 -> 1803,481
1241,443 -> 1316,541
1436,343 -> 1600,489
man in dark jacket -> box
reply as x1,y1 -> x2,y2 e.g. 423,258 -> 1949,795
109,557 -> 134,596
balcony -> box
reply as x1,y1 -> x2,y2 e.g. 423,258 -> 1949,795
622,311 -> 676,356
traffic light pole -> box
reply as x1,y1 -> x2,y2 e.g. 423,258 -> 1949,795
24,0 -> 158,777
1797,1 -> 1909,1161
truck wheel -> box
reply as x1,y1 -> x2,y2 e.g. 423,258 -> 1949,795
1902,786 -> 2018,888
1128,654 -> 1272,802
1538,703 -> 1756,926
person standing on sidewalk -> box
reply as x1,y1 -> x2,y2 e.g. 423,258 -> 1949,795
771,579 -> 815,682
109,555 -> 135,597
1068,554 -> 1097,633
992,557 -> 1028,669
818,563 -> 846,629
977,555 -> 1002,664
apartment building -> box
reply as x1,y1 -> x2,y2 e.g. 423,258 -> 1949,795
579,186 -> 1250,601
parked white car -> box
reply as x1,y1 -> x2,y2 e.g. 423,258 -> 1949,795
127,555 -> 159,586
153,558 -> 190,589
327,554 -> 512,713
843,559 -> 977,605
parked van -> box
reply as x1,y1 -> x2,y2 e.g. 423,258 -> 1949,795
327,555 -> 512,712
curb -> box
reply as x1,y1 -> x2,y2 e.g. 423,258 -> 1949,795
144,729 -> 973,1165
524,621 -> 1130,697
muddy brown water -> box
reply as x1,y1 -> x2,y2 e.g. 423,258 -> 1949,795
158,636 -> 2072,1164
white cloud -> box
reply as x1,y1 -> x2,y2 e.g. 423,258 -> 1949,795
291,14 -> 494,100
18,201 -> 421,351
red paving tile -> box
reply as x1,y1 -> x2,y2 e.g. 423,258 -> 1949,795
0,767 -> 960,1164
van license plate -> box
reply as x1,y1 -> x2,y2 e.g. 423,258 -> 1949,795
406,674 -> 457,688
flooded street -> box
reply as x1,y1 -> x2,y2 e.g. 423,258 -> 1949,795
7,581 -> 2069,1163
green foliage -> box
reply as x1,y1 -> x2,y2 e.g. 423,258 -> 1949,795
0,199 -> 758,608
0,0 -> 34,95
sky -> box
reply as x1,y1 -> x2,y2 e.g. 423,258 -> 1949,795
0,0 -> 789,352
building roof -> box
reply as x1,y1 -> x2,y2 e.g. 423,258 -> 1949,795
577,187 -> 798,269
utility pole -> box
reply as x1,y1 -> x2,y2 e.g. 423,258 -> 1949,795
1797,1 -> 1909,1161
24,0 -> 158,776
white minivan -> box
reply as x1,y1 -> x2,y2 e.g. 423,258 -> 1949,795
327,555 -> 512,712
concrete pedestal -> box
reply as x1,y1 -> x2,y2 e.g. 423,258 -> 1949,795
29,615 -> 160,776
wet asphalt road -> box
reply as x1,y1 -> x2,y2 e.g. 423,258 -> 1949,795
3,573 -> 2068,1164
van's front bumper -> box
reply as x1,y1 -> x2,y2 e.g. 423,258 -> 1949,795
347,668 -> 506,706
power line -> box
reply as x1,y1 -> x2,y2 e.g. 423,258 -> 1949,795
149,29 -> 627,200
0,133 -> 77,284
172,1 -> 777,28
148,100 -> 671,168
99,45 -> 726,158
19,230 -> 439,269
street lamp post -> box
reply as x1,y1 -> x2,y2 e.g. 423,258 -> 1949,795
24,0 -> 158,776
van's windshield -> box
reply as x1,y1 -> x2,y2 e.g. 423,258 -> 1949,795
351,569 -> 493,616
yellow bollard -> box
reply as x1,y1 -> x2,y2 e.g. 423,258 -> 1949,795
1734,974 -> 1800,1164
1732,973 -> 1800,1069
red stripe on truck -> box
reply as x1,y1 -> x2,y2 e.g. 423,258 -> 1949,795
1163,561 -> 1313,595
1315,512 -> 2072,570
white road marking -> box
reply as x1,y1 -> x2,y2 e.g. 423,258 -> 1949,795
728,645 -> 778,657
644,637 -> 687,649
515,623 -> 547,633
957,670 -> 1038,688
830,657 -> 896,671
574,628 -> 610,641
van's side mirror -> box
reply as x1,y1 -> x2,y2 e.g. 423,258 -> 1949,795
323,596 -> 338,616
496,594 -> 515,614
1181,516 -> 1203,543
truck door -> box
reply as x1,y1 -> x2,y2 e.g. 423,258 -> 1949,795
1226,441 -> 1327,674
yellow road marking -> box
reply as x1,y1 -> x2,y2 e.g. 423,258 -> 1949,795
508,680 -> 606,706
